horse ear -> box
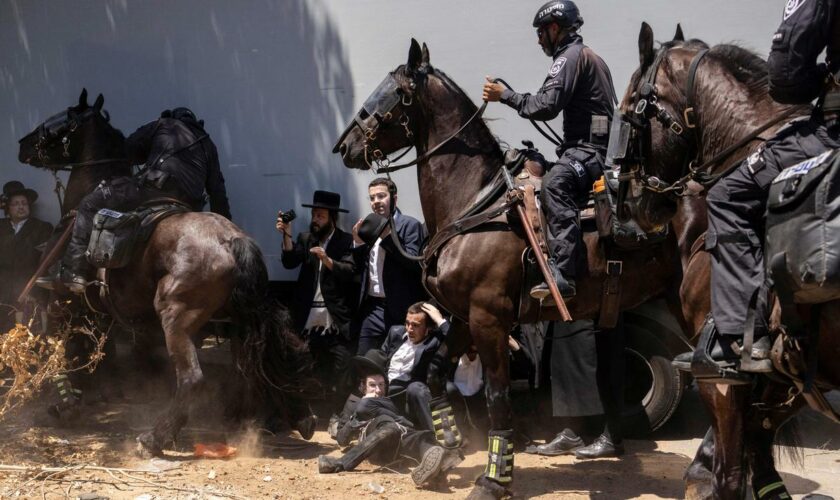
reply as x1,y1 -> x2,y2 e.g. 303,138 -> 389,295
673,23 -> 685,42
638,22 -> 655,69
93,93 -> 104,111
407,38 -> 423,72
78,88 -> 89,108
421,42 -> 430,66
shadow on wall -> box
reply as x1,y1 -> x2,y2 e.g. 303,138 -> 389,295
0,0 -> 355,279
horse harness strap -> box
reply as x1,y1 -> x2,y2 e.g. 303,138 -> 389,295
423,198 -> 518,264
597,257 -> 623,329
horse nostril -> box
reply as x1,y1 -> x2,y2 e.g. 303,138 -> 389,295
339,143 -> 348,157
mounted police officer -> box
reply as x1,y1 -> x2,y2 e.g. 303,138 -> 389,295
687,0 -> 840,380
47,107 -> 232,293
482,0 -> 616,300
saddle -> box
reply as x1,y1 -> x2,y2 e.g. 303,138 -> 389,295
86,198 -> 190,269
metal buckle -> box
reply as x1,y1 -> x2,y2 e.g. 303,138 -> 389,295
669,121 -> 684,135
401,93 -> 413,107
683,107 -> 697,129
606,260 -> 623,276
634,100 -> 648,115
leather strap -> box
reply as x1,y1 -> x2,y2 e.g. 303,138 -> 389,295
596,258 -> 623,329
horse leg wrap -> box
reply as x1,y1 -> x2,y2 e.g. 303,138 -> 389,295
484,429 -> 514,484
49,374 -> 82,419
431,396 -> 462,448
753,473 -> 790,500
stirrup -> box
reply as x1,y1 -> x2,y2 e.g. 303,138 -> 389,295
690,316 -> 752,386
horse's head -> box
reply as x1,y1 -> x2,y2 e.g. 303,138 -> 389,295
611,23 -> 710,232
18,88 -> 114,170
333,39 -> 434,171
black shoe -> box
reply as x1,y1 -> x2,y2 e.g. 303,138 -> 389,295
525,428 -> 583,456
411,445 -> 446,487
573,434 -> 624,459
318,455 -> 343,473
439,448 -> 464,474
530,276 -> 576,300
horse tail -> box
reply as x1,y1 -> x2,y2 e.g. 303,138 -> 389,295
774,414 -> 804,469
228,236 -> 318,421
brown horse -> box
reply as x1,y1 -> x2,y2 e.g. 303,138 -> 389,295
334,39 -> 682,498
616,23 -> 837,499
18,89 -> 317,456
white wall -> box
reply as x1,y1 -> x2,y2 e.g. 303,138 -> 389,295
0,0 -> 782,279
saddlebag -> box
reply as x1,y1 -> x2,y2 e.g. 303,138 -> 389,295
86,208 -> 141,269
765,149 -> 840,304
593,170 -> 669,249
86,202 -> 189,269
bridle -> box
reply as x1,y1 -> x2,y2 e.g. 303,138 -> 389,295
611,45 -> 801,204
333,71 -> 488,174
21,106 -> 126,171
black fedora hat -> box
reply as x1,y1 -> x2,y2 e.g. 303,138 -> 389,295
357,212 -> 389,246
2,181 -> 38,205
350,349 -> 388,380
301,190 -> 349,213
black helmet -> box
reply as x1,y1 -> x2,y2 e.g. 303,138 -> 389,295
532,0 -> 582,29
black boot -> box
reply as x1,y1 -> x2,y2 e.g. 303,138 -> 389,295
573,433 -> 624,459
524,428 -> 583,456
681,315 -> 769,384
530,260 -> 576,300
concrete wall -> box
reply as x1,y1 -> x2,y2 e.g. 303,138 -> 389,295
0,0 -> 782,279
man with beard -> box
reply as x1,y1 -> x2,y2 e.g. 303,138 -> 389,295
278,190 -> 360,423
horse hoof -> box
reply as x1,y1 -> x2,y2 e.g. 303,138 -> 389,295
685,482 -> 714,500
466,475 -> 511,500
135,432 -> 163,458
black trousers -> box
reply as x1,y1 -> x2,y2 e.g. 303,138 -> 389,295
541,145 -> 605,278
306,328 -> 352,412
389,380 -> 435,432
338,416 -> 436,470
707,117 -> 839,336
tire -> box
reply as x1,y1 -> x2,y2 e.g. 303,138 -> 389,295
622,326 -> 687,436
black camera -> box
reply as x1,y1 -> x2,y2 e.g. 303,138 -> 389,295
279,209 -> 297,223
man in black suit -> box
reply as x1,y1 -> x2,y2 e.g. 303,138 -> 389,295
351,177 -> 426,354
376,302 -> 462,449
278,190 -> 359,411
0,181 -> 53,330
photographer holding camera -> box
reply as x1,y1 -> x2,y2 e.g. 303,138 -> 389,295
278,191 -> 361,419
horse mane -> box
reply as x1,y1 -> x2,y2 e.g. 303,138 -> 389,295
397,63 -> 504,160
659,38 -> 769,96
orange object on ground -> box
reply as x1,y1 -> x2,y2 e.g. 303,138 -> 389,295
194,442 -> 238,458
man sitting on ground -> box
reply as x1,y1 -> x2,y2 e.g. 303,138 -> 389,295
318,351 -> 462,487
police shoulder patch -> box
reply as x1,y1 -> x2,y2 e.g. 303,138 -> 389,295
570,160 -> 585,177
772,150 -> 834,183
783,0 -> 807,20
549,57 -> 567,77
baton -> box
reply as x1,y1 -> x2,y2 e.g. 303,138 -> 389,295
501,168 -> 572,321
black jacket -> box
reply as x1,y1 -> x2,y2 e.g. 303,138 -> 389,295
380,320 -> 450,389
500,33 -> 617,143
281,228 -> 359,338
0,217 -> 53,305
352,209 -> 427,321
768,0 -> 839,104
125,117 -> 231,218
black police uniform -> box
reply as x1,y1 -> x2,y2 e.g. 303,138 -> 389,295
499,32 -> 616,280
63,114 -> 232,278
707,0 -> 840,339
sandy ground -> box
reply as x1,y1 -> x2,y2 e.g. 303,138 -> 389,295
1,348 -> 839,499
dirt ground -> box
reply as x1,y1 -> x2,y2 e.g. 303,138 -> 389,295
1,346 -> 839,500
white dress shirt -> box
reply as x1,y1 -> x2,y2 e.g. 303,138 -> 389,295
303,229 -> 334,331
10,219 -> 27,235
387,333 -> 424,382
366,237 -> 386,298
